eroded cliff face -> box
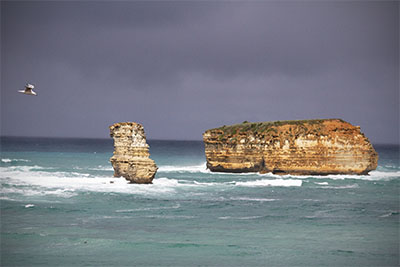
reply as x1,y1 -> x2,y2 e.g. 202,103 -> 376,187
110,122 -> 157,183
203,119 -> 378,175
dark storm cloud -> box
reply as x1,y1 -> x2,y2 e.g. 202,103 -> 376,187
1,1 -> 398,143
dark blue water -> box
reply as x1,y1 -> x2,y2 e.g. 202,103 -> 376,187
1,137 -> 399,266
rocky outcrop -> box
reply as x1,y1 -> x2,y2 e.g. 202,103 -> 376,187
109,122 -> 157,183
203,119 -> 378,175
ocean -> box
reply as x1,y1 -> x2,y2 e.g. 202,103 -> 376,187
1,136 -> 399,266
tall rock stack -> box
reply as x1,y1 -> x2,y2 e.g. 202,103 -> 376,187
109,122 -> 158,184
203,119 -> 378,175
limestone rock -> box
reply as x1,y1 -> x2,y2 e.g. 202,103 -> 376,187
109,122 -> 157,183
203,119 -> 378,175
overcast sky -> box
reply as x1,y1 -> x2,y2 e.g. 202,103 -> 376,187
1,1 -> 398,143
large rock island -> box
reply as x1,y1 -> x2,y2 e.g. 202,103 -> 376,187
110,122 -> 157,183
203,119 -> 378,175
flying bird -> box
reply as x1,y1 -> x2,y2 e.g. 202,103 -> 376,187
18,83 -> 37,96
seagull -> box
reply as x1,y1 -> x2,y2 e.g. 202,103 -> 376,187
18,83 -> 37,96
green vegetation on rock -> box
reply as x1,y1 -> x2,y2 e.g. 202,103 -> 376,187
208,118 -> 345,137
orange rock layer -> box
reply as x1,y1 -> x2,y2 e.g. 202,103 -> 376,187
203,119 -> 378,175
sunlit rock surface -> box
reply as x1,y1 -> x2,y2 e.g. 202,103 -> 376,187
110,122 -> 157,183
203,119 -> 378,175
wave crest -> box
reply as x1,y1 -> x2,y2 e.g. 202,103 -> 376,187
1,158 -> 31,163
158,163 -> 209,173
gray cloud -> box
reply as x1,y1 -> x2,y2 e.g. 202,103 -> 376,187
1,1 -> 398,143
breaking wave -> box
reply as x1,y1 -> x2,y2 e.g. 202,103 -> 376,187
229,197 -> 278,202
158,162 -> 400,181
379,211 -> 399,218
316,184 -> 360,189
0,164 -> 303,199
158,163 -> 209,173
1,158 -> 398,200
0,168 -> 179,196
257,170 -> 400,181
1,158 -> 31,163
218,216 -> 264,220
115,204 -> 181,213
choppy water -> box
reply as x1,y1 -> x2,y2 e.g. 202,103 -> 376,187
1,137 -> 399,266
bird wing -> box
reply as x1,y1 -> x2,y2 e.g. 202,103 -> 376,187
25,84 -> 34,89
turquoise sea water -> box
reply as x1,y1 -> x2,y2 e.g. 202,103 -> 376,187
1,137 -> 399,266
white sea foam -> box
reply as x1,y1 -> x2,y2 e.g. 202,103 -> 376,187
193,179 -> 299,188
193,181 -> 231,186
101,215 -> 132,219
0,164 -> 303,198
2,162 -> 232,196
379,211 -> 399,218
256,170 -> 400,181
318,184 -> 359,189
0,196 -> 17,201
1,160 -> 398,199
230,197 -> 278,202
0,171 -> 179,196
1,158 -> 31,163
304,211 -> 332,219
218,216 -> 263,220
366,171 -> 400,180
235,179 -> 302,187
144,215 -> 196,219
159,162 -> 400,181
0,166 -> 172,195
158,163 -> 210,173
3,165 -> 52,171
25,204 -> 35,208
1,187 -> 78,198
115,204 -> 181,213
384,165 -> 398,168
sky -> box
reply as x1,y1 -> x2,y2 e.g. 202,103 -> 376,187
1,1 -> 399,143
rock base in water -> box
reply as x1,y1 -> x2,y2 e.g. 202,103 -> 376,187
109,122 -> 157,184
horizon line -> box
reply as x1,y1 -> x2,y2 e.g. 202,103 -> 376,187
1,135 -> 398,146
0,135 -> 203,142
